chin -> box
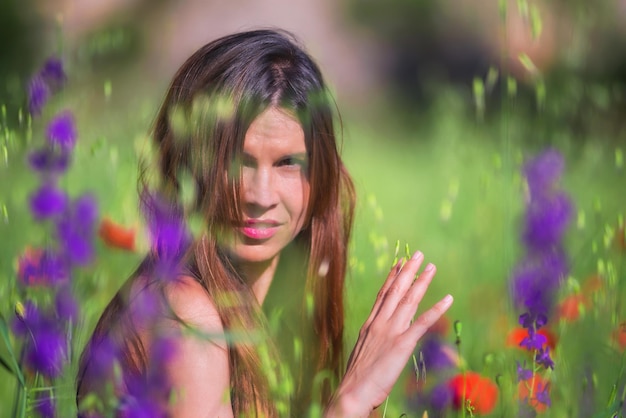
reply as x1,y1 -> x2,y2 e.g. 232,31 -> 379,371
230,245 -> 281,265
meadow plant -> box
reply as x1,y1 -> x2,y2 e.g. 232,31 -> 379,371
3,55 -> 183,418
0,56 -> 97,418
510,148 -> 572,414
76,193 -> 190,418
400,148 -> 574,417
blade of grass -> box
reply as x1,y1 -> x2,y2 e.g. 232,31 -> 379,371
0,314 -> 25,387
0,354 -> 16,375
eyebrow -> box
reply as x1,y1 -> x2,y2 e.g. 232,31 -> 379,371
241,151 -> 308,161
285,152 -> 308,160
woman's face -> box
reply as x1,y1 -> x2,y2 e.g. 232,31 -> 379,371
224,107 -> 310,266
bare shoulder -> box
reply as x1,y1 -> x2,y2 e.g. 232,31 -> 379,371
164,275 -> 221,323
162,275 -> 227,348
161,275 -> 234,417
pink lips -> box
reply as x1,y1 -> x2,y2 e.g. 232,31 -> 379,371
239,219 -> 280,240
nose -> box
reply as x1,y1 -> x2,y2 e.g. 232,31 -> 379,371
242,166 -> 278,211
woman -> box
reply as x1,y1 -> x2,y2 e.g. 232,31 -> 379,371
77,29 -> 453,417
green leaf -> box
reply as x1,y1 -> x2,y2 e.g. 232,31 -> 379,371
516,0 -> 529,18
535,80 -> 546,109
486,67 -> 499,93
0,353 -> 16,375
0,314 -> 25,387
530,5 -> 543,40
473,77 -> 485,120
519,53 -> 539,77
104,80 -> 112,100
507,77 -> 517,98
498,0 -> 507,21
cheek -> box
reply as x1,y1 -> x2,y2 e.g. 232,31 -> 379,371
301,182 -> 311,217
287,177 -> 310,223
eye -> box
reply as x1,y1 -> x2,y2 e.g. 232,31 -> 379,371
277,156 -> 307,171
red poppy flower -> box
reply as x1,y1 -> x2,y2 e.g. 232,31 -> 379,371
448,371 -> 498,415
518,374 -> 551,412
17,247 -> 44,285
98,217 -> 136,251
507,327 -> 557,351
557,294 -> 589,322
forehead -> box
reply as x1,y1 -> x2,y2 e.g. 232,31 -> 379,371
243,107 -> 306,155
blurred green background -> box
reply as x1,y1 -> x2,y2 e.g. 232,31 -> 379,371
1,0 -> 625,416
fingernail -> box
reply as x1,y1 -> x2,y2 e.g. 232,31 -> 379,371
443,294 -> 453,304
411,251 -> 423,260
424,263 -> 435,272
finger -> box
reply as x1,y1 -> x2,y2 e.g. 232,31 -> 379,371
391,263 -> 437,326
405,294 -> 454,341
352,266 -> 405,363
377,251 -> 424,320
362,258 -> 404,329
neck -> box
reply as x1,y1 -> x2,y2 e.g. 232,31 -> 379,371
236,255 -> 280,305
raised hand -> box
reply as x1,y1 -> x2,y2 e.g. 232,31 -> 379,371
326,251 -> 453,418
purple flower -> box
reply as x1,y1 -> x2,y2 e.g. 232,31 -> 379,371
40,56 -> 66,89
429,382 -> 453,411
119,398 -> 168,418
13,303 -> 67,378
28,147 -> 71,173
55,289 -> 78,323
520,332 -> 547,351
25,325 -> 67,378
130,288 -> 163,327
419,337 -> 455,371
524,149 -> 564,198
85,336 -> 121,381
17,248 -> 70,286
34,392 -> 56,418
46,111 -> 77,149
516,361 -> 533,382
28,75 -> 50,116
518,312 -> 547,330
74,193 -> 99,226
535,347 -> 555,370
535,381 -> 551,407
30,182 -> 68,220
119,336 -> 176,418
523,192 -> 572,250
142,193 -> 190,280
534,314 -> 547,329
56,194 -> 98,266
511,149 -> 572,319
519,312 -> 534,329
146,336 -> 176,387
511,249 -> 568,317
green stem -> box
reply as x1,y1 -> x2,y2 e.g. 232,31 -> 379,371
382,396 -> 389,418
18,385 -> 28,418
461,369 -> 467,418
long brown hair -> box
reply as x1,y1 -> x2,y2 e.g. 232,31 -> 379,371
77,29 -> 355,417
